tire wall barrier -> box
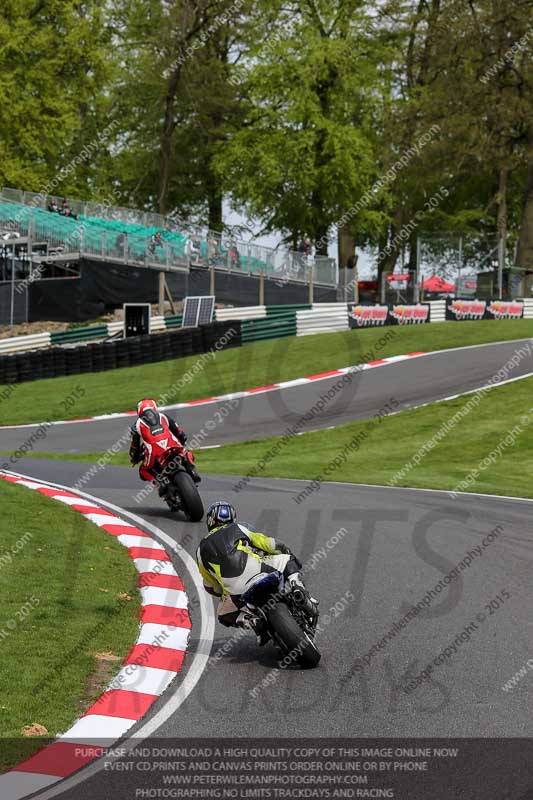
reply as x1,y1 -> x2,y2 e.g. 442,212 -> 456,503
0,320 -> 241,386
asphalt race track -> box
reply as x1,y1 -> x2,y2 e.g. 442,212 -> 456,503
1,338 -> 532,455
2,338 -> 533,799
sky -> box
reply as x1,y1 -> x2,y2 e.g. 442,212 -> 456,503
223,200 -> 376,278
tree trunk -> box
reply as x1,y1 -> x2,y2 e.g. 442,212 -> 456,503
497,163 -> 508,295
206,166 -> 223,232
338,220 -> 356,269
157,68 -> 181,215
314,222 -> 330,256
378,207 -> 403,287
516,123 -> 533,296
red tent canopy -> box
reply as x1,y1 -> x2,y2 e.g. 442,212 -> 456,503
421,275 -> 454,293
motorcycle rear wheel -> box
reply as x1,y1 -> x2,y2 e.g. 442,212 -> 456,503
266,603 -> 321,668
172,471 -> 204,521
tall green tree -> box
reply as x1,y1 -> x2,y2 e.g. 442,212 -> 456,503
110,0 -> 250,229
383,0 -> 533,277
216,0 -> 389,254
0,0 -> 113,195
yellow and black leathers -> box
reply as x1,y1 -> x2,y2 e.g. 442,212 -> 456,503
196,521 -> 296,599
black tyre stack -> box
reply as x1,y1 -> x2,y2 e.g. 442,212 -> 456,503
150,334 -> 164,363
191,328 -> 204,355
199,320 -> 241,354
52,347 -> 67,378
116,339 -> 131,369
28,351 -> 44,381
40,349 -> 56,380
1,354 -> 18,385
79,346 -> 94,374
0,320 -> 243,386
140,336 -> 152,364
178,328 -> 194,357
65,347 -> 82,375
158,333 -> 173,362
90,343 -> 106,373
16,353 -> 33,383
103,341 -> 118,371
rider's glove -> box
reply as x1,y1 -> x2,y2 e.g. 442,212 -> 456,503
276,541 -> 302,569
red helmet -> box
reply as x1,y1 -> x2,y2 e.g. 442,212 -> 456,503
137,398 -> 157,417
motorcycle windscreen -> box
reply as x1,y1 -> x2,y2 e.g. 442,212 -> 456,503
242,571 -> 282,606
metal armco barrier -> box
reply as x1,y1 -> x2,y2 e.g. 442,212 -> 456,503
241,313 -> 297,343
0,331 -> 52,355
0,314 -> 183,356
214,306 -> 267,322
0,304 -> 313,357
427,300 -> 446,322
297,304 -> 350,336
0,320 -> 240,385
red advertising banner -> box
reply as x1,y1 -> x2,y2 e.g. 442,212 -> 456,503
349,304 -> 430,327
446,299 -> 524,321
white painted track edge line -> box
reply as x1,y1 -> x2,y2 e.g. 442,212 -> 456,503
237,473 -> 533,505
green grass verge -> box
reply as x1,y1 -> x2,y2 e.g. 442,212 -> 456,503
0,480 -> 141,771
0,319 -> 532,425
30,376 -> 533,500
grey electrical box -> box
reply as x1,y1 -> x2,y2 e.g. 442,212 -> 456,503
124,303 -> 151,337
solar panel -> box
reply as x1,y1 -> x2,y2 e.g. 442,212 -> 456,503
182,297 -> 200,327
197,296 -> 215,325
182,296 -> 215,327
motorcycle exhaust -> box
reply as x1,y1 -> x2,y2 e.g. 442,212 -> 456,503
292,588 -> 306,605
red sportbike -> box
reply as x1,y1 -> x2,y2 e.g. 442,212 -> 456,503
156,445 -> 204,521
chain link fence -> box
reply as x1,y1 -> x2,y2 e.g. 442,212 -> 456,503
417,233 -> 512,297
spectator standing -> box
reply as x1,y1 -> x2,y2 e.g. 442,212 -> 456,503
229,241 -> 240,269
149,230 -> 163,254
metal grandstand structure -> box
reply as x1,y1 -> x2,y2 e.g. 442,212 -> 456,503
0,188 -> 338,288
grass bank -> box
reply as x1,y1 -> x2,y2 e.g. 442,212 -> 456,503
0,480 -> 140,771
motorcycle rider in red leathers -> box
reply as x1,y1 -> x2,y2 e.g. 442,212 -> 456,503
129,398 -> 200,498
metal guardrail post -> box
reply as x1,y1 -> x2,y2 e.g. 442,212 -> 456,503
353,257 -> 359,303
158,271 -> 165,315
308,264 -> 314,304
259,269 -> 265,305
415,237 -> 421,303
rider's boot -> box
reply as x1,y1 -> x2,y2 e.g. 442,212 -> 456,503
190,466 -> 201,484
156,481 -> 168,499
185,451 -> 201,483
236,611 -> 269,646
